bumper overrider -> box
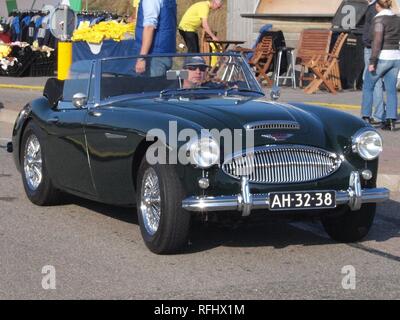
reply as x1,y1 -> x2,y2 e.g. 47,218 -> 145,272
182,171 -> 390,216
7,142 -> 13,153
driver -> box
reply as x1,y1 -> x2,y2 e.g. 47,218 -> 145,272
182,56 -> 210,88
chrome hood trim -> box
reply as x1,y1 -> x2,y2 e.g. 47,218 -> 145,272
244,120 -> 301,130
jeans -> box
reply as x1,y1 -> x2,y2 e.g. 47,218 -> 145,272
150,57 -> 173,77
361,48 -> 386,121
362,58 -> 400,120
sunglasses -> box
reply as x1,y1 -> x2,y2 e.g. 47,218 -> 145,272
186,65 -> 208,72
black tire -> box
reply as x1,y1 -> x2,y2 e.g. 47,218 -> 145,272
136,159 -> 191,254
321,204 -> 376,243
21,121 -> 62,206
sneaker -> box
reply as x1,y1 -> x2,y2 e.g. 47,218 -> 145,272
381,119 -> 396,131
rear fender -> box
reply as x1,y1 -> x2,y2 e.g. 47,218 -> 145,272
11,103 -> 32,171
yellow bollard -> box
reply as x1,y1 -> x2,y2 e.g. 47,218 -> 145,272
58,42 -> 73,80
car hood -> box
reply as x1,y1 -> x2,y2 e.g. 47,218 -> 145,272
119,97 -> 328,148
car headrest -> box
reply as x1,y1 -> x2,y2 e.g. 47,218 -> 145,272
43,78 -> 65,107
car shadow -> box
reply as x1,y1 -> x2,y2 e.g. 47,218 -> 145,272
186,217 -> 333,254
60,194 -> 400,254
187,198 -> 400,253
61,193 -> 138,225
369,198 -> 400,242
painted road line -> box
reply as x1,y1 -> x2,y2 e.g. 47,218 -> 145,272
306,102 -> 360,110
0,84 -> 44,91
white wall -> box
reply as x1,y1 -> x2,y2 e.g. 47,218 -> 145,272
0,1 -> 8,18
396,0 -> 400,13
17,0 -> 60,10
227,0 -> 258,47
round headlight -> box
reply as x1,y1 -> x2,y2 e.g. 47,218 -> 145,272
352,129 -> 383,160
188,137 -> 220,168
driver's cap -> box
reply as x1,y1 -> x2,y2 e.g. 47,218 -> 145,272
183,56 -> 210,69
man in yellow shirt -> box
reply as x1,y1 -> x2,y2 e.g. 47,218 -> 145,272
178,0 -> 223,53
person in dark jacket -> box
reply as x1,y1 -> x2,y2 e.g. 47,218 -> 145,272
361,0 -> 400,131
361,0 -> 386,124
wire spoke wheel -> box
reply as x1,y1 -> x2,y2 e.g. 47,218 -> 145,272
23,134 -> 43,191
136,160 -> 191,254
140,168 -> 162,236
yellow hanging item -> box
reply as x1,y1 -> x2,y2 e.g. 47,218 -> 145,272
72,21 -> 135,44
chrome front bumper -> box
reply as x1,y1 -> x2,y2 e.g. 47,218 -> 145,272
182,172 -> 390,216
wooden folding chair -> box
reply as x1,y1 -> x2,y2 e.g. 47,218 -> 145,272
200,30 -> 222,66
296,29 -> 333,88
303,33 -> 348,94
200,30 -> 211,54
235,36 -> 275,86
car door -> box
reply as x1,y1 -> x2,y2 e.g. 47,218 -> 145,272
83,58 -> 146,205
84,104 -> 142,205
45,60 -> 96,197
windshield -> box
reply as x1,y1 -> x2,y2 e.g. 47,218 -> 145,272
99,54 -> 264,101
63,60 -> 95,102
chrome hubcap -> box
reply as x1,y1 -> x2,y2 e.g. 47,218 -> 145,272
23,134 -> 43,191
140,168 -> 161,236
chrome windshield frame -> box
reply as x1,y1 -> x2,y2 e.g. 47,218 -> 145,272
93,53 -> 264,105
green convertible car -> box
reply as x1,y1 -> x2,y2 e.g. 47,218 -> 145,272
8,53 -> 390,254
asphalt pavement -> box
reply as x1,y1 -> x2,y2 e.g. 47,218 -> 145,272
0,80 -> 399,300
0,145 -> 399,299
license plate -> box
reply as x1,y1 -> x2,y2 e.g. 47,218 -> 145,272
269,191 -> 336,211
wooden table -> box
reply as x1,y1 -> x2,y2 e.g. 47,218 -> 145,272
205,40 -> 246,52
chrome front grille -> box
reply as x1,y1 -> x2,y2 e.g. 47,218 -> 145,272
222,145 -> 342,184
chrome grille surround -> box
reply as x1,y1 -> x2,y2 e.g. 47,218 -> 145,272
222,145 -> 342,184
244,121 -> 300,131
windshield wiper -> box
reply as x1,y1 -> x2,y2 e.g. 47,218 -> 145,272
224,87 -> 265,97
223,88 -> 265,105
159,87 -> 215,99
100,92 -> 158,106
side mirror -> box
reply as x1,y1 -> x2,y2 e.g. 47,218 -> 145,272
72,93 -> 88,108
166,70 -> 189,80
270,85 -> 281,101
166,70 -> 189,89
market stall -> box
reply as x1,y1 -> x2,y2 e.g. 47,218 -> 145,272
0,9 -> 56,77
0,4 -> 135,77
